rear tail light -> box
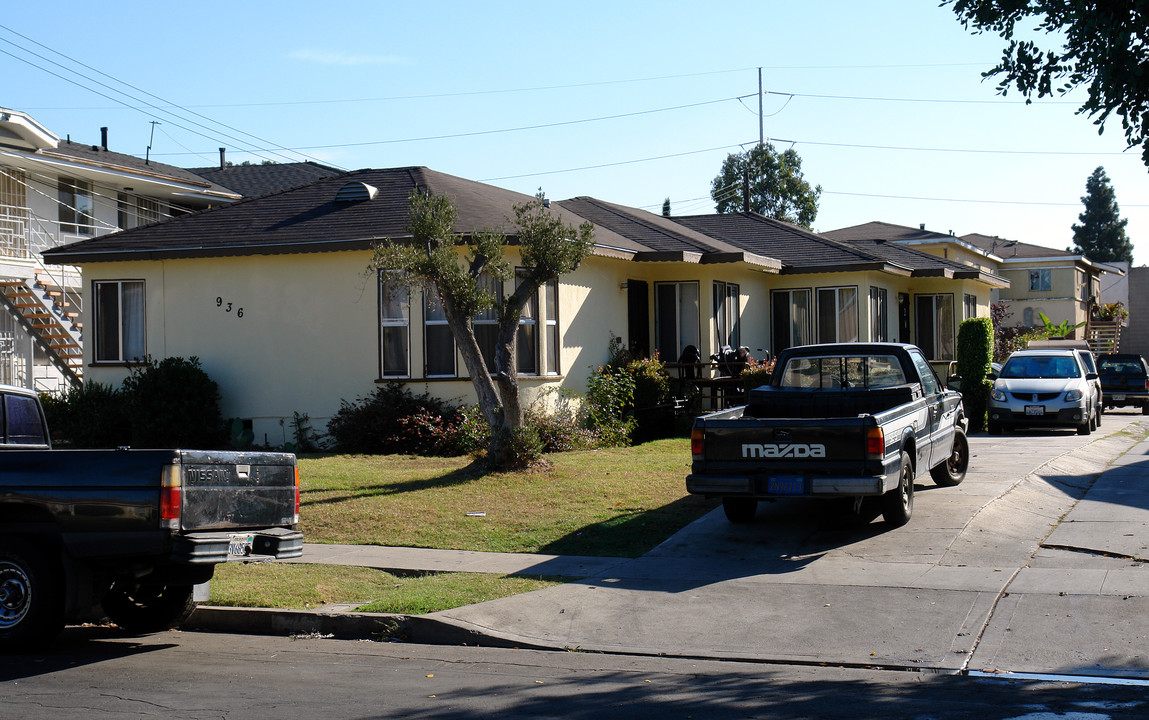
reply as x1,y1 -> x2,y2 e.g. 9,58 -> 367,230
691,428 -> 704,458
865,427 -> 885,460
160,464 -> 181,530
293,465 -> 301,524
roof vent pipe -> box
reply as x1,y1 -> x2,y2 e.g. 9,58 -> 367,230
219,148 -> 226,170
919,223 -> 925,230
100,126 -> 108,150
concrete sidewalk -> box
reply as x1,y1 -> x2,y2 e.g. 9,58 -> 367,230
187,418 -> 1149,677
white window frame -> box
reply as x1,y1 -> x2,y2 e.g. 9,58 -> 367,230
654,281 -> 700,361
713,281 -> 741,349
544,278 -> 559,375
816,286 -> 859,343
59,177 -> 94,235
379,272 -> 410,378
771,288 -> 812,353
516,269 -> 539,375
423,285 -> 456,377
473,273 -> 501,373
915,293 -> 956,361
964,293 -> 978,320
869,287 -> 888,342
93,279 -> 145,363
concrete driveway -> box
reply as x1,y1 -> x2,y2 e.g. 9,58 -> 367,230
432,416 -> 1149,679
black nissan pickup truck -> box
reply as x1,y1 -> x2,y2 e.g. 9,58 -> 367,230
0,384 -> 302,649
687,343 -> 968,527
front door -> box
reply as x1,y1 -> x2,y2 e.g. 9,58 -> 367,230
898,293 -> 911,344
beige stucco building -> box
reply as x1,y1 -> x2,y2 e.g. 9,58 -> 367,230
44,168 -> 1007,447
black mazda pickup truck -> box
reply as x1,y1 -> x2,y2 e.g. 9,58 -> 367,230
0,383 -> 301,649
686,343 -> 968,527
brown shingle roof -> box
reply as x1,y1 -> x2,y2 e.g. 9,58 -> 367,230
42,167 -> 635,263
186,161 -> 346,198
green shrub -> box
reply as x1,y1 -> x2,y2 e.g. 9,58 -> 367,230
121,356 -> 226,449
498,424 -> 544,468
584,364 -> 636,429
956,318 -> 994,432
326,383 -> 463,455
39,381 -> 129,448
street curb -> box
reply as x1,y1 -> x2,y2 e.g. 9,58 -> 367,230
183,606 -> 552,649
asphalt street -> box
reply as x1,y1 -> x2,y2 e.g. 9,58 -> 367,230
189,415 -> 1149,681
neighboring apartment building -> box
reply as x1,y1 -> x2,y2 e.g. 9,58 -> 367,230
825,221 -> 1123,348
0,107 -> 239,391
961,233 -> 1121,339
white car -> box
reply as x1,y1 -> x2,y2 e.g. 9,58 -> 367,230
988,349 -> 1099,435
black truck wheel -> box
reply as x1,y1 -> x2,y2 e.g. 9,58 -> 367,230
102,582 -> 197,634
930,430 -> 968,487
722,497 -> 758,523
881,453 -> 914,527
0,537 -> 64,650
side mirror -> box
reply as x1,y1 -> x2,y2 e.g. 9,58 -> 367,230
1087,372 -> 1099,381
946,374 -> 963,392
987,373 -> 998,381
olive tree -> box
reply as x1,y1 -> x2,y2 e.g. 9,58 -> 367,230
370,191 -> 594,465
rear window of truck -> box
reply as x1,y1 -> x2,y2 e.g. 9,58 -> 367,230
3,393 -> 48,446
778,355 -> 907,389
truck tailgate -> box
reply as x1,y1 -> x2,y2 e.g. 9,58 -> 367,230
179,451 -> 297,531
701,416 -> 869,471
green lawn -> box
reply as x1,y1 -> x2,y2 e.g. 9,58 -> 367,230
295,438 -> 714,557
207,438 -> 717,613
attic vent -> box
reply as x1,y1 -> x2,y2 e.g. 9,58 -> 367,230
335,181 -> 378,203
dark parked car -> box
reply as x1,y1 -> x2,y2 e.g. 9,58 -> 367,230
1098,353 -> 1149,413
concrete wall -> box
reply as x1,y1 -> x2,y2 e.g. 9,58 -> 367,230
1122,266 -> 1149,356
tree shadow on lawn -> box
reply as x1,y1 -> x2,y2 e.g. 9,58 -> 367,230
300,457 -> 492,505
538,495 -> 720,558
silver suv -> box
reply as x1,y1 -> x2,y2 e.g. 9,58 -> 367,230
988,349 -> 1099,435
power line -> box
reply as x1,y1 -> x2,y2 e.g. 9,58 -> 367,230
767,90 -> 1080,105
481,143 -> 745,182
151,96 -> 744,156
15,62 -> 992,111
0,24 -> 339,168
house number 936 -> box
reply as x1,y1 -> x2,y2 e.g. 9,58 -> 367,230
216,296 -> 244,318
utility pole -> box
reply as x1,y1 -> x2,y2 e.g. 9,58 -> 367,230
758,67 -> 764,147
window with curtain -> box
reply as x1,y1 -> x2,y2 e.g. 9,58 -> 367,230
94,280 -> 145,362
817,287 -> 859,343
869,287 -> 888,342
771,288 -> 811,354
1028,269 -> 1051,291
516,269 -> 539,375
424,285 -> 455,377
915,294 -> 955,360
655,281 -> 700,361
379,273 -> 409,377
59,177 -> 94,235
713,281 -> 740,349
545,278 -> 559,375
473,273 -> 501,372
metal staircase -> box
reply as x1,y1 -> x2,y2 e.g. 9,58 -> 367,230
0,267 -> 83,385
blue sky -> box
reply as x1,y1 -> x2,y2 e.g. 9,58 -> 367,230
3,1 -> 1146,261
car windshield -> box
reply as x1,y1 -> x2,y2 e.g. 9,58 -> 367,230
1001,355 -> 1081,379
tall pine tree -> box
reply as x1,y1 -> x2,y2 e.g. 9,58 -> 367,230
1071,167 -> 1133,264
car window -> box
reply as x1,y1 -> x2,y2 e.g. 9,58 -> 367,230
1076,351 -> 1097,374
778,355 -> 907,389
4,393 -> 47,445
907,350 -> 940,394
1002,355 -> 1081,379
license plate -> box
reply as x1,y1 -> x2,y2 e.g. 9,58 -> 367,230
767,475 -> 804,495
228,533 -> 254,557
1025,405 -> 1044,416
1113,394 -> 1126,401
